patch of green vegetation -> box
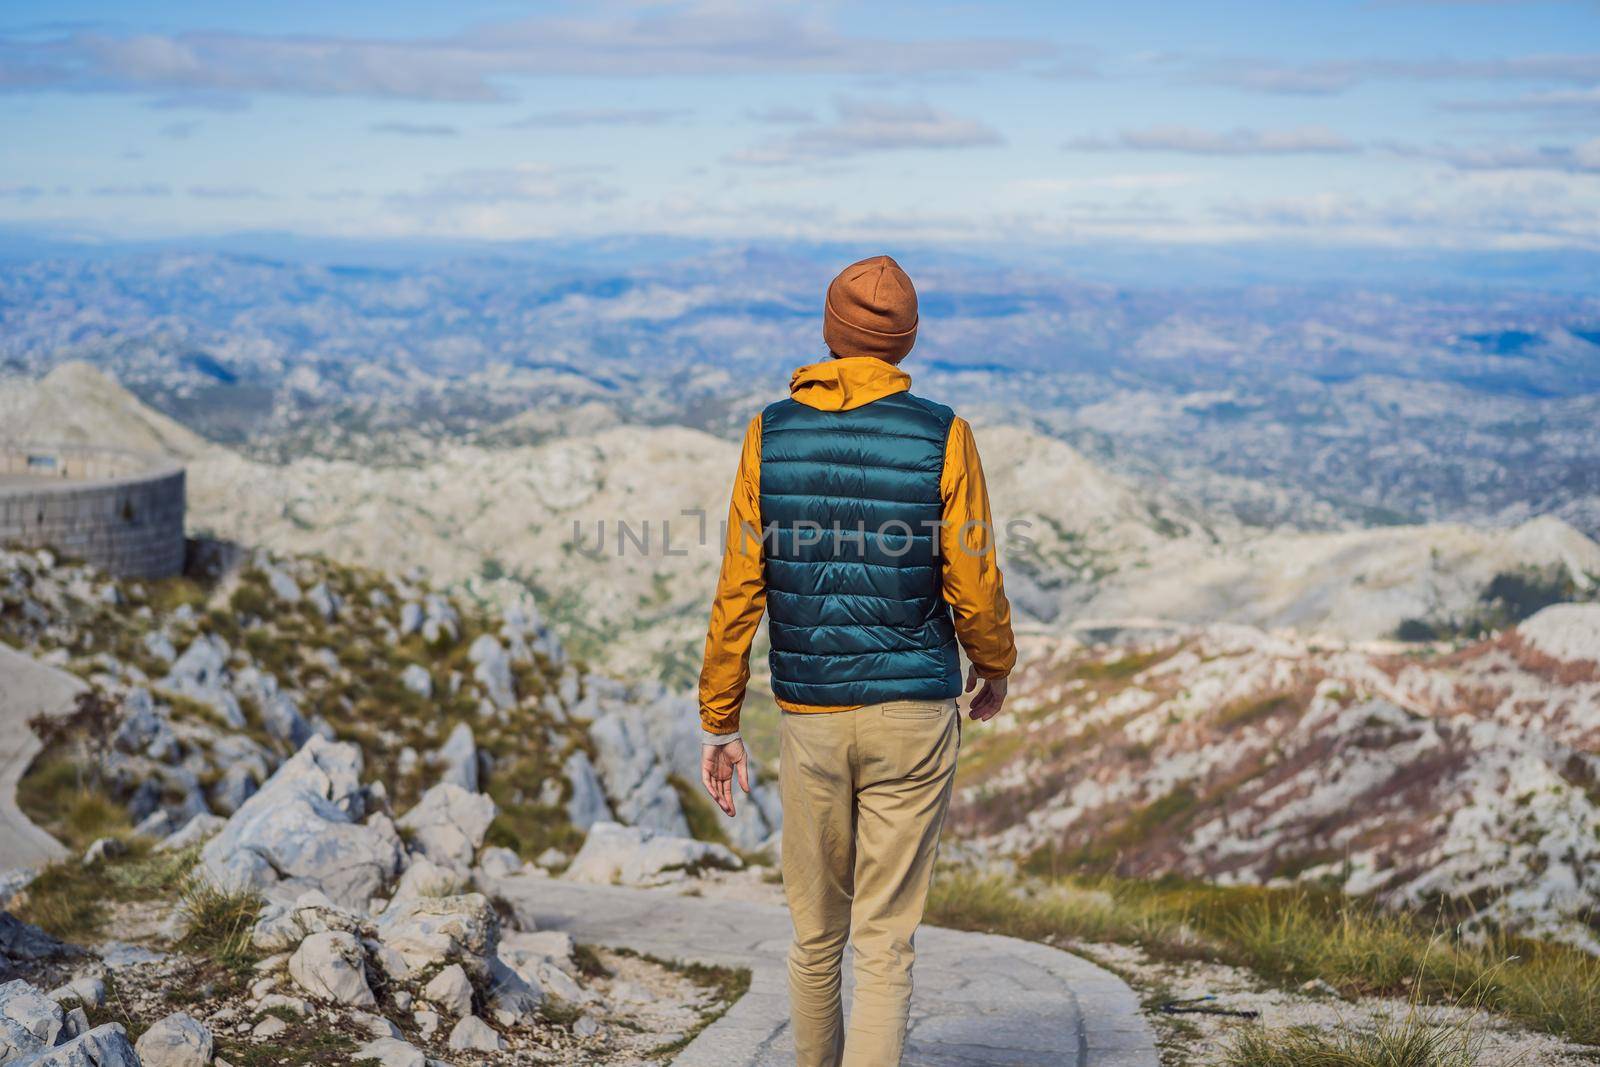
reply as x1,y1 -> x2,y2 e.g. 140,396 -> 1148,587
1222,1012 -> 1479,1067
216,1020 -> 365,1066
13,840 -> 196,943
1215,692 -> 1298,731
926,870 -> 1600,1046
176,877 -> 263,973
16,752 -> 132,853
145,577 -> 209,614
1071,648 -> 1165,682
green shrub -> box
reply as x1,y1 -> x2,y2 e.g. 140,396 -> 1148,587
1223,1013 -> 1478,1067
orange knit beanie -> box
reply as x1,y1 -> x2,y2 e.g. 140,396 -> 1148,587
823,255 -> 918,363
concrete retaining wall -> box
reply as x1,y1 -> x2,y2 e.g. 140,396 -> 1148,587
0,444 -> 186,579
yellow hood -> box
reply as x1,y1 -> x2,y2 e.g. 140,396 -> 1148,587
788,357 -> 911,412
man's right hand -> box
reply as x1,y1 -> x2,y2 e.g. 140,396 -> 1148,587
701,739 -> 751,817
965,665 -> 1008,722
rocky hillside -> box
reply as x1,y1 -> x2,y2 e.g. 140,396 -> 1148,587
8,364 -> 1598,690
0,542 -> 780,857
0,541 -> 777,1064
949,605 -> 1600,950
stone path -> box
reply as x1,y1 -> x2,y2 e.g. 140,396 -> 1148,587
498,873 -> 1160,1067
0,645 -> 81,876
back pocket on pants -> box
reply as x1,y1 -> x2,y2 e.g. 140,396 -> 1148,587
881,700 -> 952,720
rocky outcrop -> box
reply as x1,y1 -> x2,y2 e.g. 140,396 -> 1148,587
395,784 -> 494,873
201,736 -> 402,908
564,821 -> 741,887
132,1012 -> 212,1067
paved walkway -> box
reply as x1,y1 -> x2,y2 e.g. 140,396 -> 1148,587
0,645 -> 81,876
498,873 -> 1159,1067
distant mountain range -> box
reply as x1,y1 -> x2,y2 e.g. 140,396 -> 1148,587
3,249 -> 1597,541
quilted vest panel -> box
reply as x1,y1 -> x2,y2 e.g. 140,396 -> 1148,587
759,390 -> 961,707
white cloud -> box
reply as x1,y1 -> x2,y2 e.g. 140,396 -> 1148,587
727,98 -> 1002,166
1069,125 -> 1359,155
0,7 -> 1055,103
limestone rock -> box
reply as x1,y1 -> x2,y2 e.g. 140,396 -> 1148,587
0,913 -> 67,963
251,891 -> 367,953
467,635 -> 515,711
484,956 -> 544,1025
435,723 -> 477,793
287,930 -> 374,1007
21,1022 -> 139,1066
446,1015 -> 503,1053
563,751 -> 613,831
0,979 -> 65,1060
81,838 -> 126,868
390,857 -> 466,903
422,964 -> 472,1017
201,736 -> 401,909
46,978 -> 104,1012
133,1012 -> 213,1067
374,894 -> 497,977
396,784 -> 494,872
156,814 -> 226,853
354,1037 -> 427,1067
400,665 -> 432,699
476,847 -> 522,881
564,821 -> 741,887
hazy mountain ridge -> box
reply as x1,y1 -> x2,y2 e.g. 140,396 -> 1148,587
5,250 -> 1599,538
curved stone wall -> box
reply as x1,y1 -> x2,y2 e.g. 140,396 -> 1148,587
0,444 -> 186,578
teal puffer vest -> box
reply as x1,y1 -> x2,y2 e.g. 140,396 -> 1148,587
760,390 -> 962,707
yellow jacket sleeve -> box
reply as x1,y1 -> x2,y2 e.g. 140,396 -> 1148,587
940,417 -> 1017,680
697,414 -> 767,736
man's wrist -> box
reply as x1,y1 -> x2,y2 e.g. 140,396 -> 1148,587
702,729 -> 743,746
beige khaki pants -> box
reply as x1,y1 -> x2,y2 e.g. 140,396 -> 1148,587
779,698 -> 960,1067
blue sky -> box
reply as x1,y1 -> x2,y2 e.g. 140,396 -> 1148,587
2,0 -> 1597,249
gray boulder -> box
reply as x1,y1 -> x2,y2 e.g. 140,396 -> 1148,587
0,979 -> 65,1060
374,894 -> 497,977
563,751 -> 613,831
446,1015 -> 503,1053
422,964 -> 472,1017
263,566 -> 301,605
354,1037 -> 427,1067
389,857 -> 466,903
156,813 -> 226,853
564,821 -> 741,887
467,636 -> 514,711
251,891 -> 367,953
0,914 -> 66,963
18,1022 -> 139,1066
396,784 -> 494,873
201,736 -> 402,908
586,712 -> 690,838
111,689 -> 161,754
435,723 -> 477,793
287,930 -> 375,1007
400,665 -> 432,699
133,1012 -> 212,1067
306,582 -> 341,621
